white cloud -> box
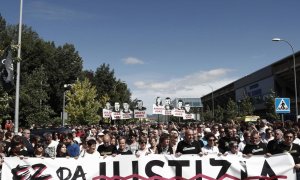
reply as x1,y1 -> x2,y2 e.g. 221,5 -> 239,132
133,68 -> 233,92
122,57 -> 144,65
130,68 -> 237,115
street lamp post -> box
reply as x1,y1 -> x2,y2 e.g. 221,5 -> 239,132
272,38 -> 298,122
14,0 -> 23,134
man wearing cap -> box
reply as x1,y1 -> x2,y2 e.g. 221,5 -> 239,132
175,129 -> 202,156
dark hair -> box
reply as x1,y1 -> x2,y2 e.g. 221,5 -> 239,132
11,135 -> 23,148
205,133 -> 216,141
159,134 -> 170,144
87,139 -> 96,146
56,142 -> 68,157
284,129 -> 295,139
139,138 -> 147,144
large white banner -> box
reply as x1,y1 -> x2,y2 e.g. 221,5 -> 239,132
2,153 -> 295,180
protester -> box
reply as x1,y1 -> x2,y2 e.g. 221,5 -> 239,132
22,129 -> 34,157
64,133 -> 80,158
116,136 -> 132,155
175,129 -> 202,156
238,130 -> 251,152
274,130 -> 300,179
218,128 -> 240,154
135,138 -> 150,157
128,134 -> 139,154
97,134 -> 117,157
157,134 -> 173,155
224,141 -> 242,156
148,137 -> 158,154
202,133 -> 220,155
79,139 -> 100,158
242,131 -> 267,156
8,135 -> 28,157
56,142 -> 69,158
267,129 -> 283,154
44,133 -> 58,158
262,128 -> 274,144
33,142 -> 45,158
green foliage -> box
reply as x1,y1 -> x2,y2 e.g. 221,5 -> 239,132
226,98 -> 238,120
93,63 -> 131,104
0,86 -> 13,121
0,15 -> 133,126
203,105 -> 213,121
19,66 -> 54,127
65,78 -> 100,125
214,105 -> 224,122
240,95 -> 255,116
264,90 -> 280,121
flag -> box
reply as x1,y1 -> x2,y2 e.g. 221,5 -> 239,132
1,47 -> 14,84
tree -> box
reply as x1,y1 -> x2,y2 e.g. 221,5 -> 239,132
93,63 -> 131,104
0,86 -> 13,122
226,98 -> 238,120
19,66 -> 54,127
214,105 -> 224,122
240,95 -> 254,116
47,43 -> 83,114
203,105 -> 213,122
264,90 -> 280,121
4,22 -> 83,116
65,78 -> 100,125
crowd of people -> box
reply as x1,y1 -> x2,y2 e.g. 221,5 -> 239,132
0,118 -> 300,178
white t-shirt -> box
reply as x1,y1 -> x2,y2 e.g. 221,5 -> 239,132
202,145 -> 219,154
45,140 -> 59,157
79,150 -> 100,158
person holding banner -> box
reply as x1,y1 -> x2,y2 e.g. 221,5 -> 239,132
201,133 -> 220,155
97,134 -> 117,157
242,131 -> 267,156
274,130 -> 300,179
175,129 -> 202,156
65,133 -> 80,158
135,138 -> 151,157
56,142 -> 69,158
79,139 -> 100,158
157,134 -> 173,155
116,137 -> 132,155
224,141 -> 243,156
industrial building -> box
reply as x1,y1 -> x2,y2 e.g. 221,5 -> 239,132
201,51 -> 300,121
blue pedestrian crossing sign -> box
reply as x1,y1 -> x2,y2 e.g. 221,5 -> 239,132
275,98 -> 290,113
